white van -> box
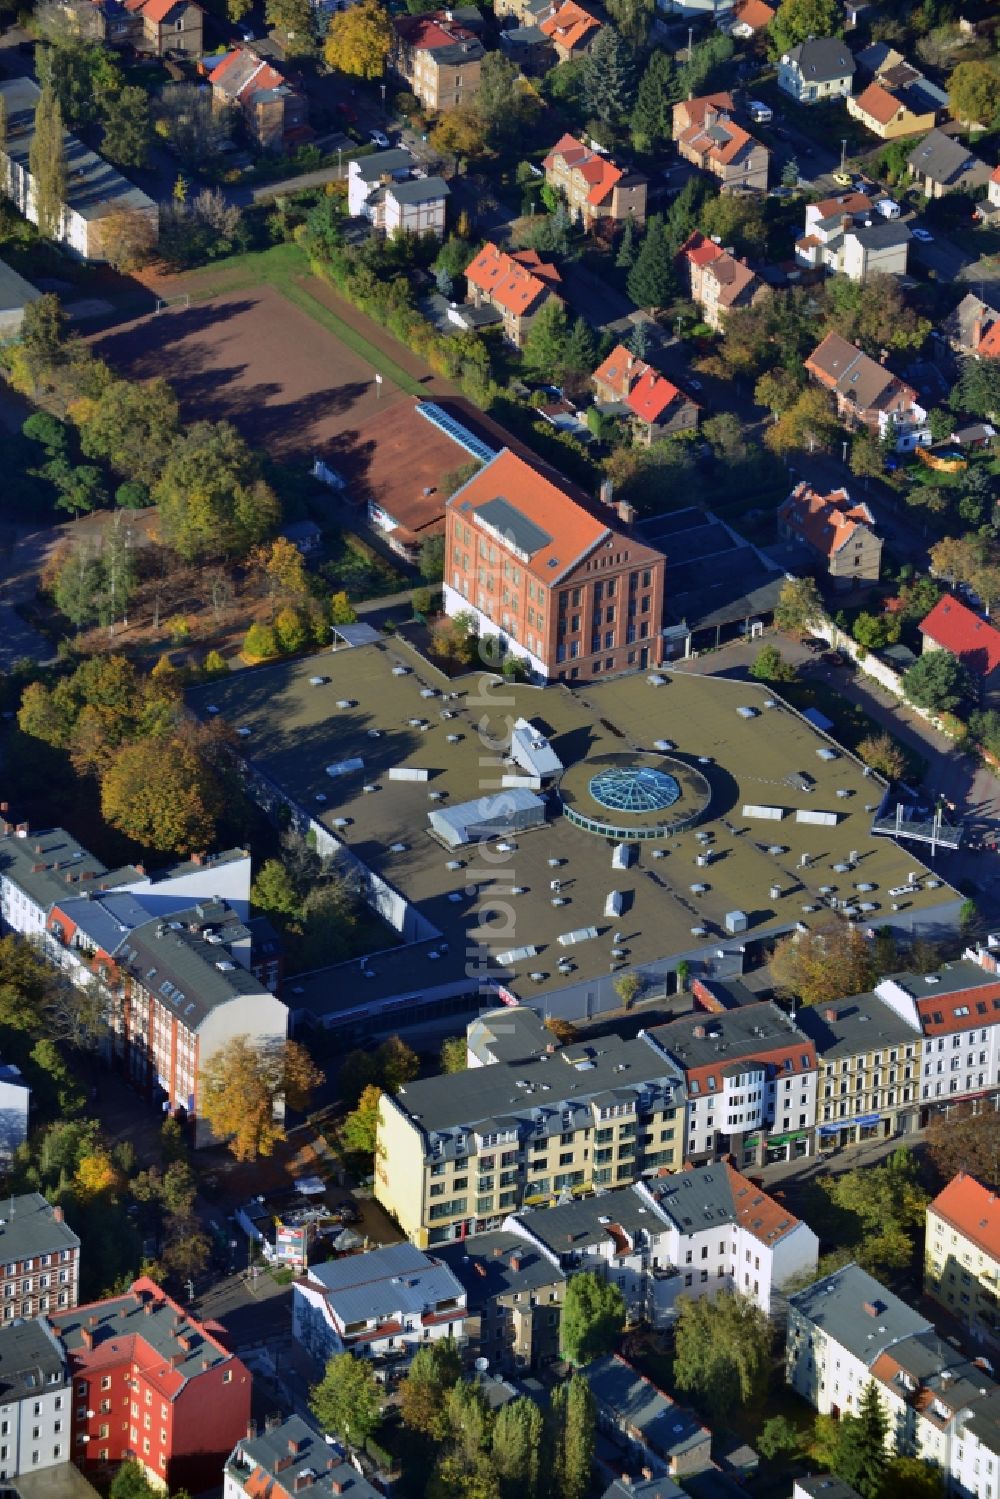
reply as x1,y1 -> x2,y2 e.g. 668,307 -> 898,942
749,101 -> 773,124
875,198 -> 901,220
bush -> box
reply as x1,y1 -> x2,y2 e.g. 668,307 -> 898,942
275,606 -> 307,654
116,480 -> 149,509
243,621 -> 280,660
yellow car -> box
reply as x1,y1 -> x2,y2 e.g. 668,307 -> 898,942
833,171 -> 853,187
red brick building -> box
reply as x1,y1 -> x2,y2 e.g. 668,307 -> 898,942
50,1277 -> 250,1493
443,447 -> 666,680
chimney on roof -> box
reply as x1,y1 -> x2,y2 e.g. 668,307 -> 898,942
53,1206 -> 64,1224
16,824 -> 29,837
31,864 -> 43,874
135,863 -> 146,877
275,1455 -> 293,1473
509,1252 -> 523,1272
494,1245 -> 504,1257
171,1352 -> 185,1367
546,1043 -> 556,1054
34,843 -> 43,855
331,1481 -> 346,1496
824,1008 -> 837,1022
246,1420 -> 257,1439
288,1437 -> 302,1455
693,1024 -> 706,1039
863,1300 -> 881,1317
145,1299 -> 154,1315
191,852 -> 205,866
80,1326 -> 93,1350
642,1468 -> 654,1482
293,1474 -> 313,1494
88,1316 -> 98,1331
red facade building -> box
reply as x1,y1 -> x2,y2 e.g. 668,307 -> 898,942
49,1277 -> 250,1493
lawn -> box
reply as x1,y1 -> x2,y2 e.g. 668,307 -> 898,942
179,243 -> 428,400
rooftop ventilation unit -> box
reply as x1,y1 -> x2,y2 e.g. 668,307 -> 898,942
446,734 -> 461,744
236,727 -> 252,738
859,902 -> 878,912
420,688 -> 437,699
362,784 -> 378,794
695,852 -> 713,868
801,904 -> 817,913
690,883 -> 708,895
389,842 -> 407,853
548,858 -> 564,868
557,927 -> 599,947
314,793 -> 327,803
763,699 -> 777,709
332,817 -> 350,829
605,891 -> 624,917
612,844 -> 636,869
428,790 -> 445,800
392,665 -> 411,676
309,676 -> 327,687
816,747 -> 838,761
654,739 -> 675,752
836,788 -> 851,799
445,860 -> 462,871
769,884 -> 781,900
336,699 -> 355,710
652,848 -> 666,859
736,706 -> 759,720
856,882 -> 875,892
389,767 -> 430,781
743,805 -> 784,821
690,926 -> 707,937
215,960 -> 236,972
767,845 -> 786,856
529,972 -> 546,983
367,728 -> 383,739
833,863 -> 849,873
647,674 -> 667,686
552,897 -> 568,906
725,911 -> 748,934
496,945 -> 538,965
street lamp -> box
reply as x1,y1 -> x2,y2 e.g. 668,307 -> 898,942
380,82 -> 387,107
337,145 -> 342,178
842,440 -> 849,465
840,138 -> 848,171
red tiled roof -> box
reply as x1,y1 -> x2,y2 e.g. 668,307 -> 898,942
465,242 -> 561,317
394,11 -> 475,49
732,0 -> 774,27
592,343 -> 690,424
992,165 -> 1000,184
543,133 -> 622,207
209,47 -> 284,99
913,978 -> 1000,1035
978,320 -> 1000,359
446,447 -> 610,584
724,1164 -> 801,1246
929,1172 -> 1000,1262
136,0 -> 196,21
811,191 -> 873,220
679,230 -> 725,268
919,593 -> 1000,678
679,113 -> 755,167
854,81 -> 904,125
540,0 -> 601,51
674,93 -> 735,132
686,1041 -> 816,1097
778,481 -> 876,559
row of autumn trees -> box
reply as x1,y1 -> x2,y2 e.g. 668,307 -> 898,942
9,295 -> 281,554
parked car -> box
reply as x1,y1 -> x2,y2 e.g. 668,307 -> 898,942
369,129 -> 391,148
803,637 -> 825,653
912,226 -> 934,242
833,171 -> 853,187
821,649 -> 847,667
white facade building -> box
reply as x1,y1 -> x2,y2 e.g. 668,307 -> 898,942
292,1241 -> 467,1367
0,1064 -> 29,1162
0,1320 -> 70,1482
778,38 -> 855,103
874,962 -> 1000,1118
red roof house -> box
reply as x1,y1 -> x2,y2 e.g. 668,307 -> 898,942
592,343 -> 700,442
777,481 -> 882,587
540,0 -> 601,60
543,134 -> 647,229
464,243 -> 562,347
125,0 -> 202,55
919,594 -> 1000,692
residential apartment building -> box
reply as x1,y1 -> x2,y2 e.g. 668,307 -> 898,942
507,1167 -> 817,1321
225,1415 -> 383,1499
443,447 -> 667,681
677,232 -> 765,331
787,1263 -> 932,1418
0,1319 -> 70,1482
875,958 -> 1000,1121
917,595 -> 1000,705
848,50 -> 947,139
539,0 -> 601,61
292,1242 -> 467,1366
391,12 -> 483,111
777,482 -> 883,586
925,1173 -> 1000,1342
943,293 -> 1000,360
384,176 -> 449,237
989,165 -> 1000,213
125,0 -> 203,54
672,94 -> 769,193
795,993 -> 922,1150
0,1197 -> 79,1323
82,901 -> 288,1146
543,134 -> 647,230
375,1031 -> 685,1247
591,344 -> 700,443
646,1002 -> 818,1169
0,824 -> 120,937
794,194 -> 909,281
777,37 -> 855,104
208,48 -> 308,153
50,1277 -> 250,1494
348,147 -> 420,217
804,331 -> 930,450
907,128 -> 992,198
464,243 -> 563,347
466,1005 -> 554,1069
0,78 -> 157,261
435,1229 -> 565,1372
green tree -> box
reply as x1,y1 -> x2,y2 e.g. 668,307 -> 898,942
561,317 -> 597,391
583,24 -> 634,124
627,215 -> 676,314
852,611 -> 896,651
948,61 -> 999,126
440,1035 -> 467,1073
834,1379 -> 889,1498
78,377 -> 179,486
856,732 -> 905,780
927,1102 -> 1000,1191
673,1291 -> 771,1424
750,643 -> 796,682
774,575 -> 823,636
822,1147 -> 929,1276
630,50 -> 675,152
100,736 -> 221,854
29,87 -> 66,241
547,1374 -> 595,1499
20,293 -> 67,370
275,606 -> 307,654
243,621 -> 280,660
420,533 -> 445,582
782,157 -> 800,187
605,0 -> 652,42
952,358 -> 1000,420
331,591 -> 357,625
400,1338 -> 464,1440
491,1396 -> 544,1499
251,859 -> 303,923
43,459 -> 106,516
267,0 -> 315,47
877,1457 -> 944,1499
903,651 -> 973,714
616,216 -> 638,268
341,1083 -> 382,1158
851,431 -> 886,479
771,0 -> 842,55
154,422 -> 280,562
522,297 -> 570,378
475,52 -> 539,152
559,1271 -> 626,1366
101,85 -> 151,168
755,367 -> 803,416
758,1415 -> 801,1460
52,541 -> 105,628
376,1034 -> 419,1092
310,1353 -> 382,1446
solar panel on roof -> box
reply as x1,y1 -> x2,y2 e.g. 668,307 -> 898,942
475,497 -> 553,557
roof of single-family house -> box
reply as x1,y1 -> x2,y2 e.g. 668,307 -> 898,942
928,1172 -> 1000,1262
919,594 -> 1000,679
387,175 -> 450,205
543,133 -> 624,207
778,482 -> 877,558
853,80 -> 907,123
300,1242 -> 465,1334
126,0 -> 199,20
731,0 -> 774,29
465,243 -> 561,317
784,36 -> 855,79
539,0 -> 600,50
906,128 -> 990,188
804,331 -> 910,412
394,10 -> 483,60
209,47 -> 287,101
592,344 -> 691,425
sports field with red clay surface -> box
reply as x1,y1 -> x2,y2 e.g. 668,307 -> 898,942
90,284 -> 467,540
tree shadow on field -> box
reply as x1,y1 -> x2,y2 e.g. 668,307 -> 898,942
90,298 -> 262,381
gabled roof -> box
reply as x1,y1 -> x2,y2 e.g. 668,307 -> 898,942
583,1354 -> 709,1459
789,1263 -> 931,1366
679,111 -> 758,168
778,481 -> 876,558
784,36 -> 855,79
804,331 -> 911,413
648,1161 -> 803,1249
673,92 -> 735,131
592,343 -> 691,425
543,133 -> 623,207
465,242 -> 561,317
929,1173 -> 1000,1263
906,128 -> 990,188
393,10 -> 482,59
808,191 -> 873,221
853,80 -> 906,124
387,175 -> 449,205
919,593 -> 1000,678
732,0 -> 774,29
135,0 -> 198,20
679,229 -> 725,268
539,0 -> 600,51
209,46 -> 285,101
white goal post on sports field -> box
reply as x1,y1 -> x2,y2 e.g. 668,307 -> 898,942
154,294 -> 191,314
